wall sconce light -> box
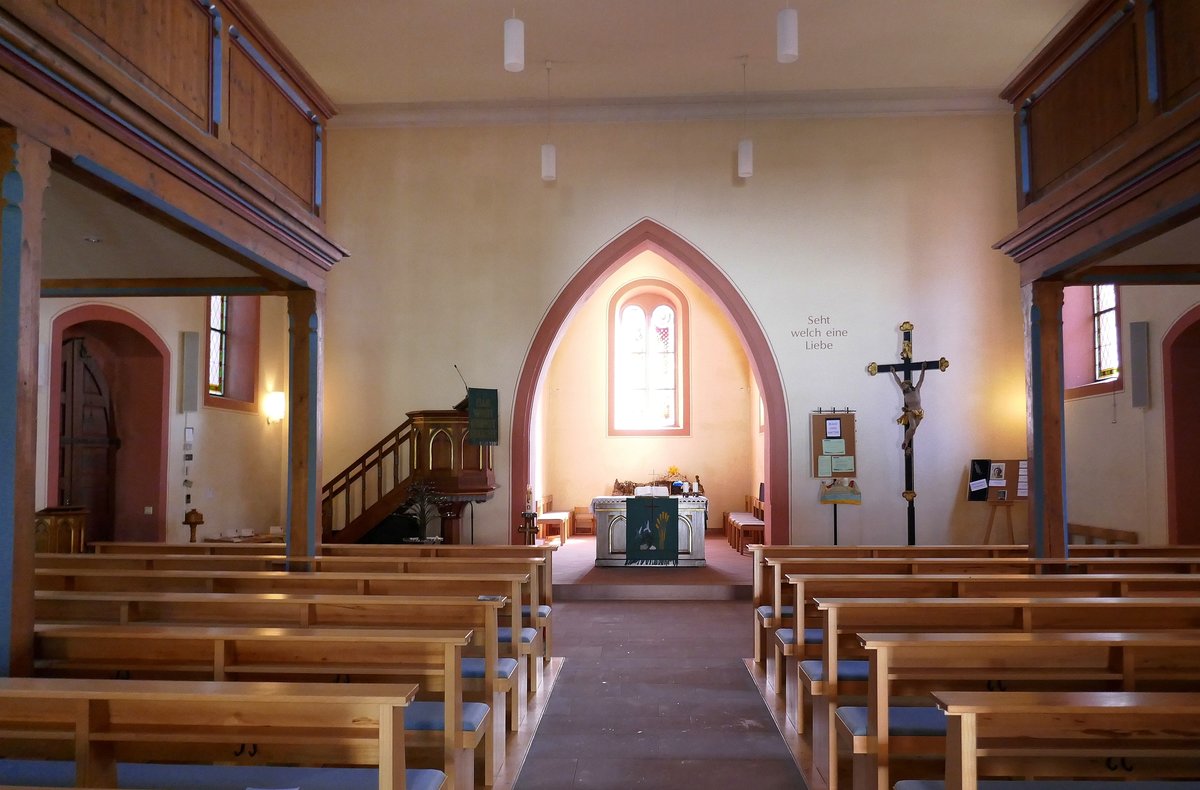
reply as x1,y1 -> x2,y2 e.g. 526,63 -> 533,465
264,391 -> 286,424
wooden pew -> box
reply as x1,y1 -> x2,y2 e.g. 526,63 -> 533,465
32,625 -> 485,790
34,563 -> 542,690
933,690 -> 1200,786
777,571 -> 1200,715
851,631 -> 1200,790
807,596 -> 1200,790
33,590 -> 525,733
0,677 -> 419,789
758,554 -> 1200,668
37,553 -> 551,681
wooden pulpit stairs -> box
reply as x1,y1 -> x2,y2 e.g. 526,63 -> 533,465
322,409 -> 497,544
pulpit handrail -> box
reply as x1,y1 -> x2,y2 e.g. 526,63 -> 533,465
321,420 -> 414,537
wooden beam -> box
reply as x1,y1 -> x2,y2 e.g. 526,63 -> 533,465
1026,281 -> 1067,559
41,277 -> 281,298
286,290 -> 323,560
0,126 -> 49,676
1063,263 -> 1200,284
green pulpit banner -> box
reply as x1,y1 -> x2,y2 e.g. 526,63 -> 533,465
467,388 -> 499,446
625,496 -> 679,566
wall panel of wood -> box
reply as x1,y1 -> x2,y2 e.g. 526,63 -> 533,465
228,37 -> 316,209
1158,0 -> 1200,111
1029,13 -> 1140,195
56,0 -> 213,130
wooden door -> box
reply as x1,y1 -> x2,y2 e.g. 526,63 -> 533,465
58,338 -> 119,544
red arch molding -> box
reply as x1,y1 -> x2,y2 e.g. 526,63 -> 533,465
1163,302 -> 1200,544
47,303 -> 171,540
508,218 -> 790,544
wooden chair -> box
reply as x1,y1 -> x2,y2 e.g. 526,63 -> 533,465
571,506 -> 595,536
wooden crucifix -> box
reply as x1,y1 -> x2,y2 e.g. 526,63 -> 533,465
867,321 -> 949,545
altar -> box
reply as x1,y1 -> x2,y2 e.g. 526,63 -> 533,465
591,495 -> 707,567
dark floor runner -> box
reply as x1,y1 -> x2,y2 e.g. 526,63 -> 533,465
515,600 -> 806,789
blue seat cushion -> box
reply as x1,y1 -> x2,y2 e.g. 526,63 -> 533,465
798,659 -> 869,683
0,759 -> 445,790
522,604 -> 552,618
755,604 -> 795,619
774,628 -> 823,646
405,700 -> 490,732
837,705 -> 945,737
498,626 -> 538,644
462,656 -> 519,679
894,783 -> 1200,790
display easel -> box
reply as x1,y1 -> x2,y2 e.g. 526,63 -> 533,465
983,501 -> 1016,544
811,408 -> 857,545
967,458 -> 1028,544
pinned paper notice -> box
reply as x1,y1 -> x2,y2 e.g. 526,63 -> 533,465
817,455 -> 833,477
831,455 -> 855,473
822,438 -> 846,455
989,478 -> 1007,487
968,478 -> 988,493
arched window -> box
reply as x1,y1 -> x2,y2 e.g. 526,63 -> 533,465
205,295 -> 260,412
1063,284 -> 1121,400
609,279 -> 689,435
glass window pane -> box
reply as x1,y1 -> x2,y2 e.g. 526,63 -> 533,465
1094,284 -> 1116,312
209,295 -> 225,331
650,389 -> 674,425
651,305 -> 674,352
1096,309 -> 1119,380
207,330 -> 224,394
649,352 -> 674,389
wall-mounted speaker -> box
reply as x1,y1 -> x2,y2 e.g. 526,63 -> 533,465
1129,321 -> 1150,409
180,331 -> 200,413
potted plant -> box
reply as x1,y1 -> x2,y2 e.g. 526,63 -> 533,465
403,479 -> 447,540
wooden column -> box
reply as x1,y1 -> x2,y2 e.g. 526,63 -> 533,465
1025,281 -> 1067,558
0,126 -> 49,676
286,289 -> 324,560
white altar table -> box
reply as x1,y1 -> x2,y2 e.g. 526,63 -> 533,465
590,495 -> 707,567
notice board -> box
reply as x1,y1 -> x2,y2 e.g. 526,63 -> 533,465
810,411 -> 857,478
966,458 -> 1029,503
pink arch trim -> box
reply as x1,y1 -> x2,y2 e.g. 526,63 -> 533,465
508,218 -> 790,543
1163,302 -> 1200,543
48,304 -> 171,540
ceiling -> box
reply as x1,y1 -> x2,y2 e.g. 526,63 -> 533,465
246,0 -> 1084,121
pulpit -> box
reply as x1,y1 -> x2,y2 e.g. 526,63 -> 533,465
591,495 -> 707,567
406,409 -> 498,544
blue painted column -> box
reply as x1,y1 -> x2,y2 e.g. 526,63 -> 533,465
1024,281 -> 1068,559
0,128 -> 49,676
286,289 -> 323,561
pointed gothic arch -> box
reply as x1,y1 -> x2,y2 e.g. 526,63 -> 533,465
509,218 -> 789,543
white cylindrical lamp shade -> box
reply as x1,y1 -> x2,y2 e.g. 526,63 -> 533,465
777,7 -> 799,63
737,138 -> 753,178
504,17 -> 525,72
541,143 -> 557,181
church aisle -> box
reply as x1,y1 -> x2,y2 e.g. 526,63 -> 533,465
514,600 -> 806,789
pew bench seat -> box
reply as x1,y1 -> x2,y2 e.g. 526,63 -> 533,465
896,784 -> 1200,790
0,759 -> 447,790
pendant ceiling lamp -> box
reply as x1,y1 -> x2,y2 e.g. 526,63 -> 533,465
542,61 -> 556,181
504,10 -> 524,72
738,58 -> 753,178
777,5 -> 799,63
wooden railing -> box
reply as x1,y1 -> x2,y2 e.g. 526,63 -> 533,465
321,420 -> 414,542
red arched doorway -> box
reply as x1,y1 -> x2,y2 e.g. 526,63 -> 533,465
48,305 -> 170,543
509,219 -> 790,543
1164,304 -> 1200,544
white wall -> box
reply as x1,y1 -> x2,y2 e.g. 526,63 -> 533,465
1064,286 -> 1200,542
540,250 -> 753,522
324,113 -> 1029,545
36,296 -> 289,542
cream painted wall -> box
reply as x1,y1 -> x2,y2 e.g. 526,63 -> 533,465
1064,286 -> 1200,542
539,250 -> 752,523
36,296 -> 289,542
324,113 -> 1029,545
